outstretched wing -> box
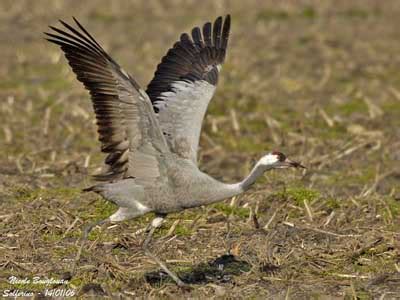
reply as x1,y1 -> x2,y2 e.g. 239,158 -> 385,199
45,18 -> 169,183
146,15 -> 231,164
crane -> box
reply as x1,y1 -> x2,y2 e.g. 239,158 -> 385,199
45,15 -> 305,287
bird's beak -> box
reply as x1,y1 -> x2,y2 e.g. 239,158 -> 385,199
284,158 -> 306,169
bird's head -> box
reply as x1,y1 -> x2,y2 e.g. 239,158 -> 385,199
258,151 -> 305,170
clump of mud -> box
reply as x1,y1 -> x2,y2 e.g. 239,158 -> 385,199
145,254 -> 251,285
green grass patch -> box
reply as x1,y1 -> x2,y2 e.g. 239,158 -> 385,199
386,197 -> 400,217
325,197 -> 341,210
155,222 -> 193,238
280,187 -> 320,206
352,255 -> 396,274
381,196 -> 400,224
14,187 -> 81,202
78,200 -> 116,221
52,246 -> 76,257
302,6 -> 317,19
382,101 -> 400,126
174,224 -> 193,236
338,98 -> 368,116
42,232 -> 63,242
212,203 -> 250,218
92,201 -> 117,220
339,8 -> 376,19
87,227 -> 105,241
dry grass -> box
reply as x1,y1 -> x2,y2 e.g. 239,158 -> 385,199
1,0 -> 400,298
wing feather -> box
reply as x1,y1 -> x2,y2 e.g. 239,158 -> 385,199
146,15 -> 231,163
203,22 -> 212,47
46,18 -> 169,182
213,16 -> 223,49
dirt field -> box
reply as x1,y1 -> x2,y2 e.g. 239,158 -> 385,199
1,0 -> 400,298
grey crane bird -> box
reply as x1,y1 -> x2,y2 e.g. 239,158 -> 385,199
45,15 -> 305,286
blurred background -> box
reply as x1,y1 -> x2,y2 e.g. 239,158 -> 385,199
1,0 -> 399,298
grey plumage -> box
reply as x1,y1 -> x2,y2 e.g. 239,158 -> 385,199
45,15 -> 304,286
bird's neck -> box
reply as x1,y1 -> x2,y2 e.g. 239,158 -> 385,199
199,162 -> 268,205
239,162 -> 268,191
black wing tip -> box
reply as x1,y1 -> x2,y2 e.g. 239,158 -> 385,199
48,25 -> 59,31
203,22 -> 212,32
57,17 -> 82,29
224,15 -> 231,29
46,17 -> 108,56
45,22 -> 62,39
44,37 -> 54,44
82,186 -> 95,192
215,14 -> 230,23
72,17 -> 84,30
46,19 -> 73,39
58,18 -> 70,28
223,14 -> 231,29
192,26 -> 200,34
146,15 -> 232,102
56,17 -> 76,27
200,15 -> 231,34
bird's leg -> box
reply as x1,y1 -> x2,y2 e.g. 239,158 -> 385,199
71,218 -> 110,275
225,214 -> 233,253
142,215 -> 186,287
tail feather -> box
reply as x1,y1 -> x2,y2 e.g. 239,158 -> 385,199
82,184 -> 104,193
81,178 -> 145,209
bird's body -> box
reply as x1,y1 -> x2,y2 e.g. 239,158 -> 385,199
89,156 -> 241,221
45,15 -> 304,286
